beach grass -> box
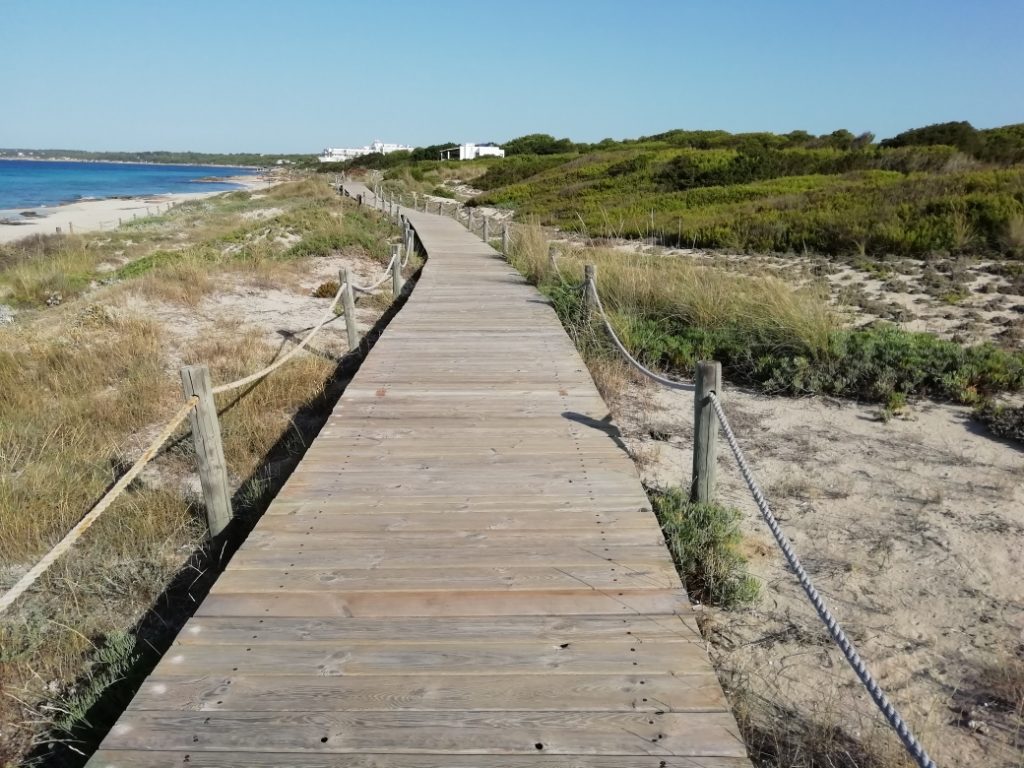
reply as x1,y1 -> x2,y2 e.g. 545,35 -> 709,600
0,176 -> 397,763
505,221 -> 1024,405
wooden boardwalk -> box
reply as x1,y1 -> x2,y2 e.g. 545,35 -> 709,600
88,191 -> 750,767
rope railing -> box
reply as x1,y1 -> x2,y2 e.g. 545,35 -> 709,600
585,276 -> 696,391
212,252 -> 400,394
0,226 -> 405,617
351,254 -> 397,293
0,396 -> 199,616
579,266 -> 938,768
708,392 -> 937,768
211,281 -> 347,394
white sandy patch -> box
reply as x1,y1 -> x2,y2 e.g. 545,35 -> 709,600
121,253 -> 389,363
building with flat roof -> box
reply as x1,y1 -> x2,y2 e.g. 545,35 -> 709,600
439,143 -> 506,161
318,140 -> 412,163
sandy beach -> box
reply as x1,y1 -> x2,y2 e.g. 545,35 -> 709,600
0,174 -> 270,244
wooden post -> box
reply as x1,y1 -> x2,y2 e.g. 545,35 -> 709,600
391,244 -> 403,295
483,216 -> 489,242
56,226 -> 62,234
583,264 -> 595,315
438,201 -> 443,215
68,222 -> 74,234
340,268 -> 358,351
118,217 -> 122,226
691,361 -> 722,504
180,365 -> 232,537
467,208 -> 473,232
502,224 -> 509,254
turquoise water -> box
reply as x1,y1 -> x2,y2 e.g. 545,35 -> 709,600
0,159 -> 256,211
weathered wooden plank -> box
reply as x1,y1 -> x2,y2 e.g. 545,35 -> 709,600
96,711 -> 747,756
211,563 -> 680,593
256,510 -> 661,532
129,673 -> 727,713
194,588 -> 689,618
91,753 -> 752,768
150,639 -> 708,678
225,544 -> 676,570
240,528 -> 666,549
171,615 -> 702,645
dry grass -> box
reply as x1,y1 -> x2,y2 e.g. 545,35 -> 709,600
733,690 -> 916,768
1006,213 -> 1024,256
183,332 -> 335,479
0,308 -> 175,562
0,176 -> 398,763
583,353 -> 635,407
2,235 -> 99,305
510,222 -> 836,358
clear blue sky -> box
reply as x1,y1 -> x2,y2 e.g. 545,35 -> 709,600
1,0 -> 1021,154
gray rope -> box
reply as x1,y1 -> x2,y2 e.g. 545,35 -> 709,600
587,279 -> 695,392
707,391 -> 937,768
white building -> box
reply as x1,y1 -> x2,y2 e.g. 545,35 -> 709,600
439,143 -> 506,161
318,140 -> 412,163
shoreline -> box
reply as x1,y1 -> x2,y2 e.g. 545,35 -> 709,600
0,156 -> 265,170
0,175 -> 270,244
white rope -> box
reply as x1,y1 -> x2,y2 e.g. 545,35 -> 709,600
587,279 -> 696,392
708,392 -> 937,768
0,397 -> 199,615
350,255 -> 397,293
211,281 -> 346,394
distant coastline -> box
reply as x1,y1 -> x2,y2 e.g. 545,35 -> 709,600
0,156 -> 264,170
0,173 -> 269,244
0,158 -> 266,217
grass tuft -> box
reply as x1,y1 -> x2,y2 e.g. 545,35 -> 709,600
652,489 -> 759,608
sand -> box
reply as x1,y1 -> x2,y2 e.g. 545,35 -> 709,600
0,175 -> 270,244
607,375 -> 1023,766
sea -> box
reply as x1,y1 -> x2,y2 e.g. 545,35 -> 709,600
0,159 -> 257,213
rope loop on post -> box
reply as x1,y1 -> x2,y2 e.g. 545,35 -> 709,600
585,276 -> 695,392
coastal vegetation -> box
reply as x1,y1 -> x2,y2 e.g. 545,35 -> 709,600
345,121 -> 1024,436
502,221 -> 1024,408
340,121 -> 1024,259
0,178 -> 399,763
652,490 -> 759,608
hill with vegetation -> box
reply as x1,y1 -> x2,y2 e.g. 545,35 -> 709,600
338,121 -> 1024,259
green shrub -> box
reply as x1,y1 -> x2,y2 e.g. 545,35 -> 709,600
652,490 -> 759,608
312,280 -> 339,298
537,260 -> 1024,405
974,401 -> 1024,442
474,154 -> 572,190
616,316 -> 1024,404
